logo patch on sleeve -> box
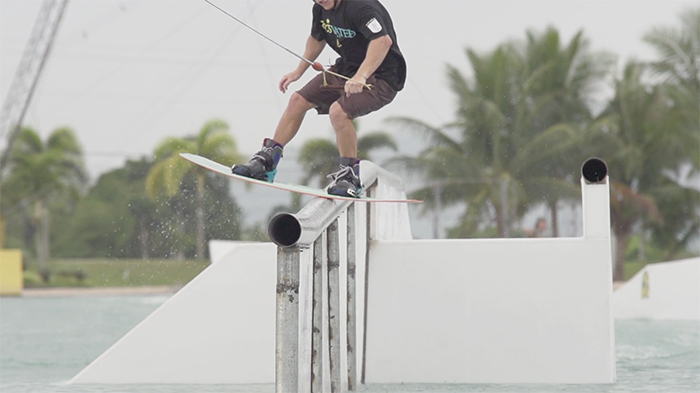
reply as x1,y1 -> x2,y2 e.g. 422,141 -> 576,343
366,18 -> 382,34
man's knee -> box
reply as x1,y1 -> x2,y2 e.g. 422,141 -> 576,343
329,102 -> 350,126
288,92 -> 313,111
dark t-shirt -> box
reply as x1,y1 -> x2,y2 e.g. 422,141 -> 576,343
310,0 -> 406,91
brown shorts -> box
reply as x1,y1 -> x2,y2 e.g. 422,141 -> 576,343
296,72 -> 397,119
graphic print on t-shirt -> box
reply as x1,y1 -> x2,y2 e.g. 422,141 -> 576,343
320,18 -> 357,48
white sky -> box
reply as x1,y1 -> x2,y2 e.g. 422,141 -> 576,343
1,0 -> 694,179
0,0 -> 696,237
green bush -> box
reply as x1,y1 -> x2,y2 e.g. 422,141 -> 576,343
23,270 -> 45,287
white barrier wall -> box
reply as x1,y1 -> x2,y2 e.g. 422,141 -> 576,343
613,257 -> 700,320
365,238 -> 615,383
361,176 -> 615,384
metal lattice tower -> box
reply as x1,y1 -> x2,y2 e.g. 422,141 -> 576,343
0,0 -> 69,173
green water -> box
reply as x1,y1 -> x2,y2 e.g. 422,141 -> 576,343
1,296 -> 698,392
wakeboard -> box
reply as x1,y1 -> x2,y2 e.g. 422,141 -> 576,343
180,153 -> 422,203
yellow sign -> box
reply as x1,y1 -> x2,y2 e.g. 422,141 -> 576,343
0,249 -> 23,296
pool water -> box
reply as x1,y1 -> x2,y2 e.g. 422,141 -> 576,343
1,296 -> 697,392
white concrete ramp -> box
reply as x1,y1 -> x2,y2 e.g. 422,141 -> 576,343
613,257 -> 700,320
70,243 -> 277,384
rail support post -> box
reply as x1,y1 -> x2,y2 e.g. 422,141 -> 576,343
346,204 -> 357,390
327,220 -> 342,392
311,237 -> 324,392
276,246 -> 300,393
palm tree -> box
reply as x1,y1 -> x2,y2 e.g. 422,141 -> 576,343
641,8 -> 700,261
391,28 -> 613,239
516,28 -> 615,235
390,44 -> 525,237
1,127 -> 87,272
583,62 -> 676,281
444,44 -> 526,237
643,7 -> 699,173
644,7 -> 699,163
146,119 -> 242,259
519,28 -> 613,127
643,8 -> 700,94
393,42 -> 582,238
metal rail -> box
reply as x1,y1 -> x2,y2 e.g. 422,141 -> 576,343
271,203 -> 367,393
269,163 -> 396,393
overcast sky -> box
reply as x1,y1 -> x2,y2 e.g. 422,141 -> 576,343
1,0 -> 696,238
1,0 -> 695,182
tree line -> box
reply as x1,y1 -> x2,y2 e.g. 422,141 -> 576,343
385,11 -> 699,280
1,120 -> 245,277
1,12 -> 697,282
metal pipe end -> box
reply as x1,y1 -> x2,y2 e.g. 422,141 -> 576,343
268,213 -> 302,247
581,157 -> 608,184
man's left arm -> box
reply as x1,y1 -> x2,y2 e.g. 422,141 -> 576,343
345,35 -> 392,95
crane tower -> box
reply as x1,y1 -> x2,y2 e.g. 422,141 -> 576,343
0,0 -> 69,174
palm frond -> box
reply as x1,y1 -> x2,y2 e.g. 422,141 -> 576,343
11,127 -> 43,156
386,116 -> 462,153
357,132 -> 397,159
146,155 -> 191,199
510,123 -> 579,174
153,137 -> 193,160
200,133 -> 242,165
196,119 -> 229,148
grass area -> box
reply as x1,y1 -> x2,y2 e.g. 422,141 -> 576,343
624,253 -> 699,280
624,260 -> 650,281
24,258 -> 210,288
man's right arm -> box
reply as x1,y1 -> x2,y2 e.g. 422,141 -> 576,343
280,36 -> 325,92
298,35 -> 326,73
